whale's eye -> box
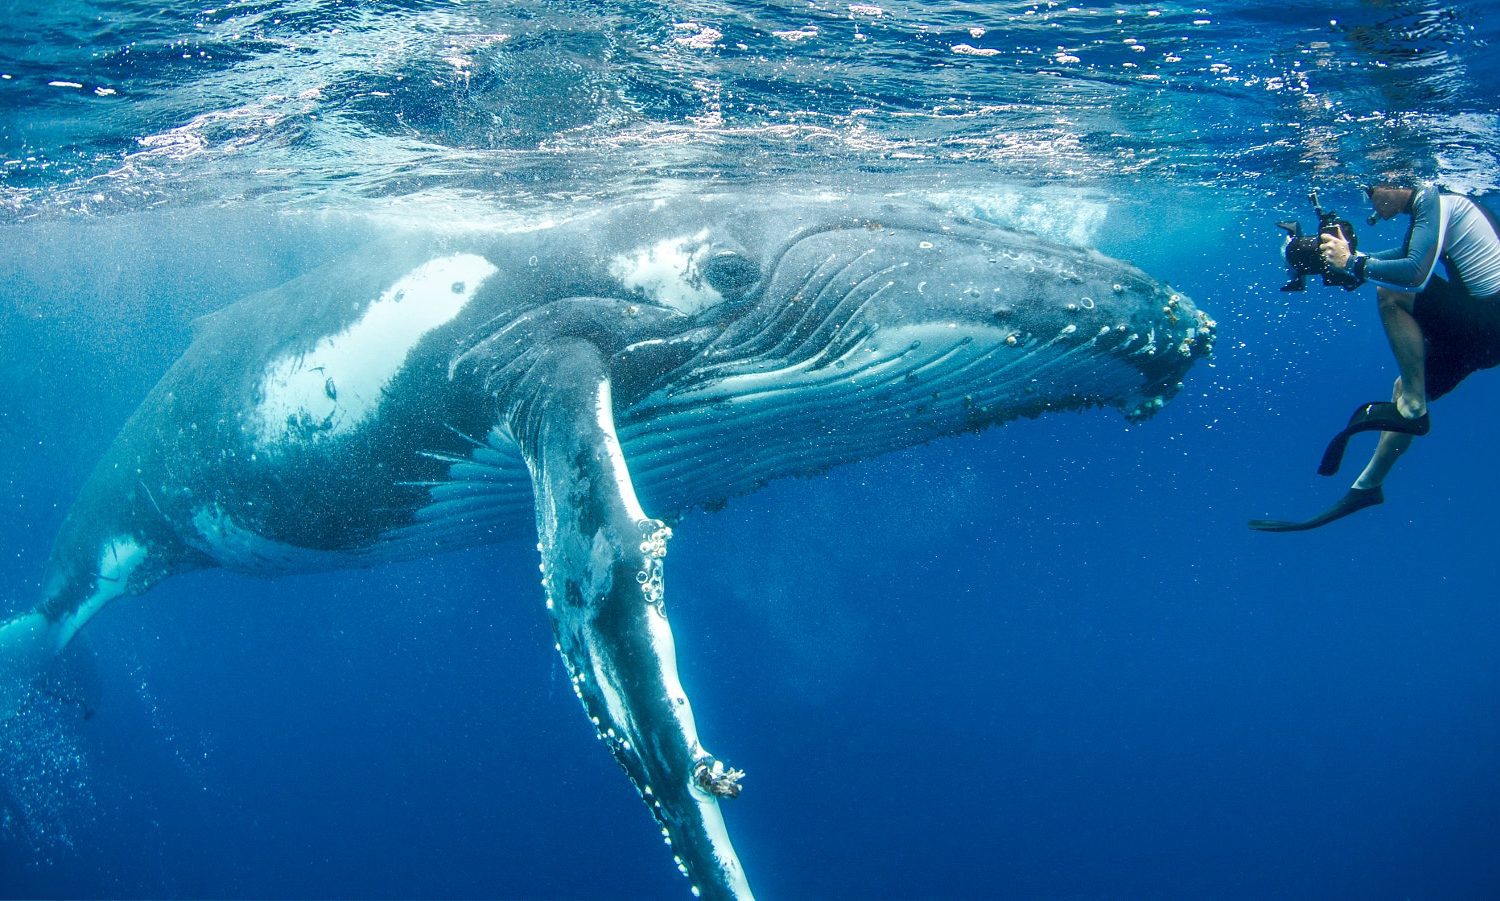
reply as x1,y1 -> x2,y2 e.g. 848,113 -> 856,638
701,251 -> 760,297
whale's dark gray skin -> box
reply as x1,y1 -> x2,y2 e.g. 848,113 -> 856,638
0,191 -> 1214,898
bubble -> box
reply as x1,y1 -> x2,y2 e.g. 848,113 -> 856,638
0,696 -> 99,866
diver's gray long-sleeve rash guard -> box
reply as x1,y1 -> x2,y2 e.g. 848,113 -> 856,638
1365,183 -> 1500,298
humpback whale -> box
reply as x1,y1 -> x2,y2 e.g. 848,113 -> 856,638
0,191 -> 1213,898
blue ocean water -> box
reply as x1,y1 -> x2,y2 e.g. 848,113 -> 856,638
2,1 -> 1499,898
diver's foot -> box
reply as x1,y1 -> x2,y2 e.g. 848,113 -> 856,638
1396,387 -> 1427,420
1248,485 -> 1385,533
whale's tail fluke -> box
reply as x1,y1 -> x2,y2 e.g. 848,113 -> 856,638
0,612 -> 62,722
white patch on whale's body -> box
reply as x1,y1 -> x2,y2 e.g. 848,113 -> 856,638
58,536 -> 146,645
252,254 -> 498,449
608,230 -> 722,315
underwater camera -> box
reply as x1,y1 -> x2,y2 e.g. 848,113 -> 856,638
1278,191 -> 1360,292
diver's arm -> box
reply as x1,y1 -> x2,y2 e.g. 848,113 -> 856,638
1363,188 -> 1443,290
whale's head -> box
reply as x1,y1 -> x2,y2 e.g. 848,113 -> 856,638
603,194 -> 1215,502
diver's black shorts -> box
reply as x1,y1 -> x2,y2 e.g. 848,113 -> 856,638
1411,276 -> 1500,400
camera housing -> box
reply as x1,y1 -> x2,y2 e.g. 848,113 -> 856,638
1278,191 -> 1361,291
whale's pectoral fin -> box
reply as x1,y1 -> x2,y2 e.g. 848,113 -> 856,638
503,339 -> 752,901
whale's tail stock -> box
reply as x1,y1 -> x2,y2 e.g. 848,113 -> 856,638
1,484 -> 181,722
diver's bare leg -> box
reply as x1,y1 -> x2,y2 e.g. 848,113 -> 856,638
1377,288 -> 1426,418
1353,376 -> 1416,489
1353,430 -> 1413,489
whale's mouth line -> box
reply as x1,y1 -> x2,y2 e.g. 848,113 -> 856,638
633,315 -> 1148,433
613,320 -> 1154,516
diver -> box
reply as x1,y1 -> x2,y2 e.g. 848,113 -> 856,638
1251,180 -> 1500,532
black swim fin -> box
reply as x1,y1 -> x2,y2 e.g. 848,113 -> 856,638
1248,485 -> 1384,532
1317,401 -> 1430,477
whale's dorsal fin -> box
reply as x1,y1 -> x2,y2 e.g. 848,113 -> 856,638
497,337 -> 752,900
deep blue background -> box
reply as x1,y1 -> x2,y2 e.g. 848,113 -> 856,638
2,191 -> 1498,898
5,0 -> 1500,895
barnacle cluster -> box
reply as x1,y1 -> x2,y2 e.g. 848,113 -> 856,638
636,518 -> 672,606
693,757 -> 746,798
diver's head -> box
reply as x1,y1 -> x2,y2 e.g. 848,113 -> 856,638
1363,182 -> 1416,226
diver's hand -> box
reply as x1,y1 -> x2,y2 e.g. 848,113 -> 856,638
1319,233 -> 1352,269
